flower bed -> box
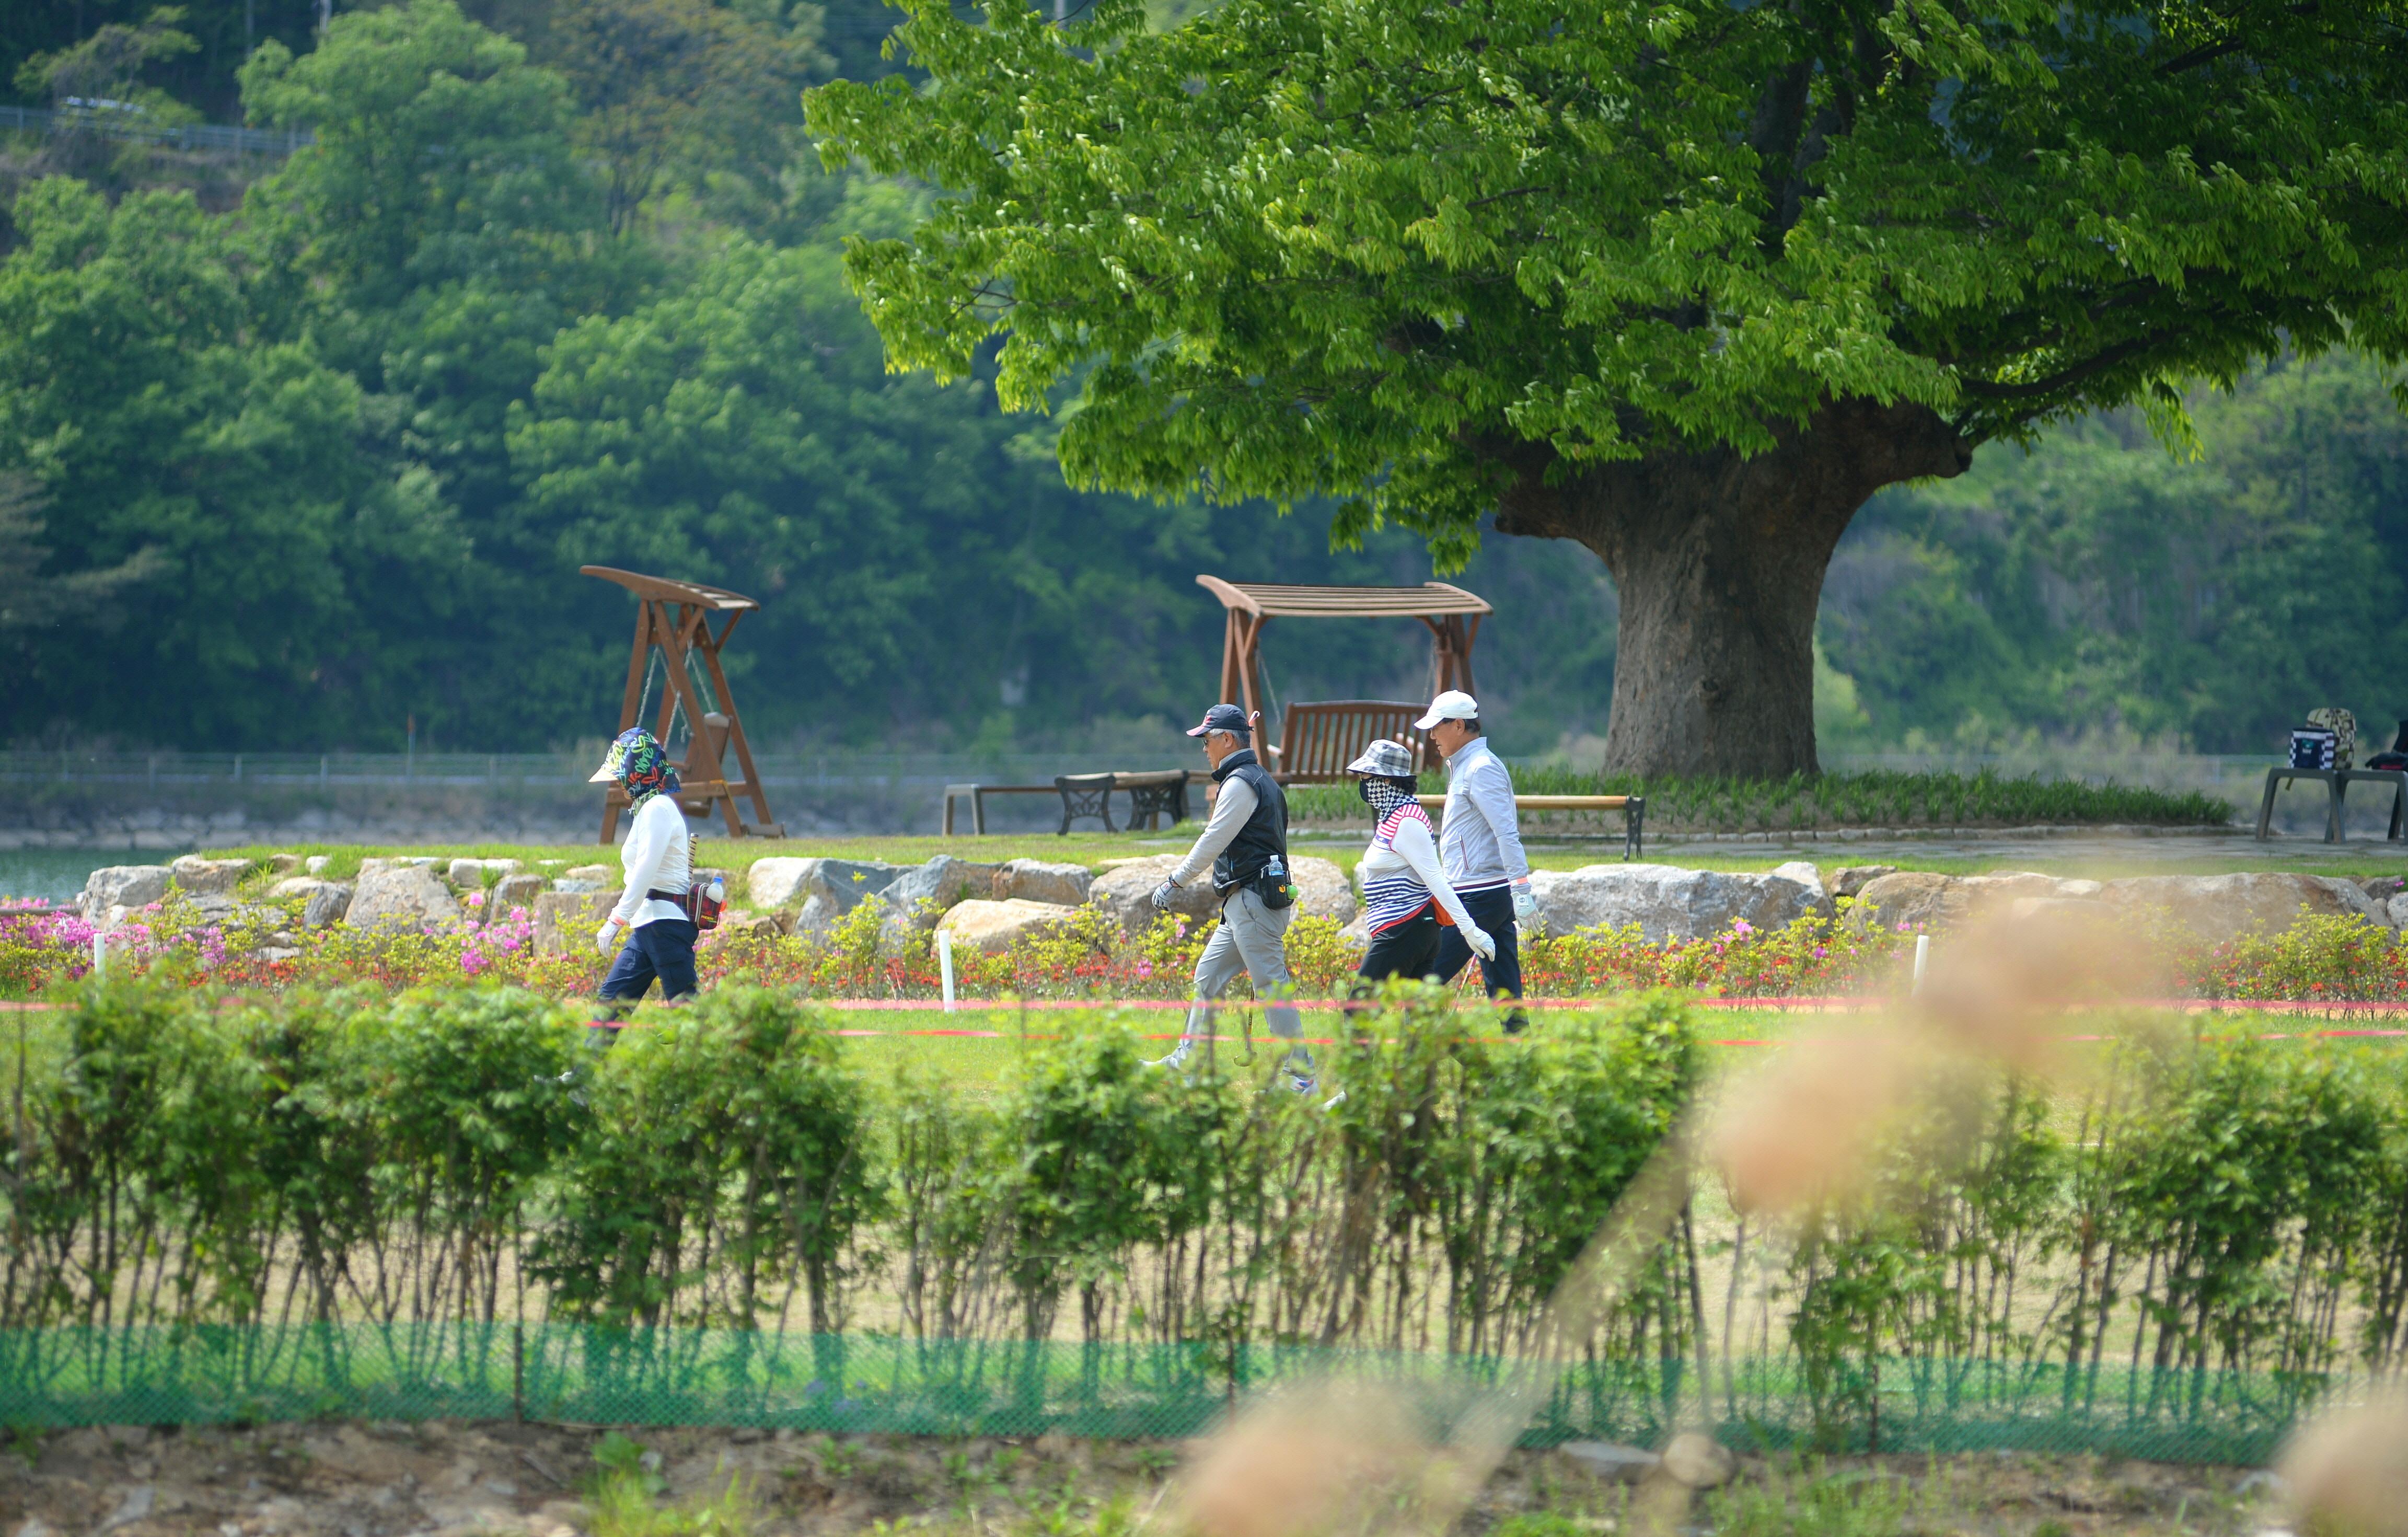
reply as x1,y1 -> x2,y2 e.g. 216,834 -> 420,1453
10,883 -> 2408,1007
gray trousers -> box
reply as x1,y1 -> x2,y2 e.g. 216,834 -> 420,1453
1184,885 -> 1303,1046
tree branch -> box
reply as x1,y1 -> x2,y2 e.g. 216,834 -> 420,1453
1956,333 -> 2173,401
2157,2 -> 2319,75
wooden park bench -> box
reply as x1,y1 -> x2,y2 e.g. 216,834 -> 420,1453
1416,793 -> 1647,861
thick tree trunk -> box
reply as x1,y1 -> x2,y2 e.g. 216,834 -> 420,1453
1491,398 -> 1971,779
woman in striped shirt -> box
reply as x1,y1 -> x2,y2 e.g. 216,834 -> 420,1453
1347,738 -> 1495,998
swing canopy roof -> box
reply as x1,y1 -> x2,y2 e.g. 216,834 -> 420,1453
1195,576 -> 1490,619
582,566 -> 758,613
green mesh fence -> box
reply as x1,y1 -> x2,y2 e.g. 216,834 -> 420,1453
0,1325 -> 2341,1463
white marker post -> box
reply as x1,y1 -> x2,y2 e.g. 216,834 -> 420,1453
936,928 -> 956,1014
92,931 -> 107,977
1913,933 -> 1930,994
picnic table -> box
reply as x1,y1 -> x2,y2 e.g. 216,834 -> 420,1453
2255,766 -> 2408,843
942,770 -> 1200,836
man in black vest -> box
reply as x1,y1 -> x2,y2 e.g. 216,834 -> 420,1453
1148,703 -> 1316,1093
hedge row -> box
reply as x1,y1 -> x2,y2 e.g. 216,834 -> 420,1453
6,978 -> 2408,1449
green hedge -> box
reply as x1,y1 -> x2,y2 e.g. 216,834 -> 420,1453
4,978 -> 2404,1459
1287,766 -> 2233,830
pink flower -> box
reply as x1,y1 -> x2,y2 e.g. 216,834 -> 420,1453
466,892 -> 485,909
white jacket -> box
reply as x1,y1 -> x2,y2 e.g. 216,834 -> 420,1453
612,793 -> 692,928
1438,737 -> 1531,892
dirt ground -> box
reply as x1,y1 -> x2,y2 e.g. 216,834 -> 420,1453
0,1419 -> 2285,1537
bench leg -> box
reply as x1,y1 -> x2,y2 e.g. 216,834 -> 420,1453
2393,781 -> 2405,842
1626,798 -> 1645,862
942,794 -> 954,837
2256,770 -> 2280,840
974,791 -> 987,836
2328,776 -> 2346,843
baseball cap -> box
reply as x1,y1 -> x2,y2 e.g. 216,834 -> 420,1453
1186,703 -> 1253,738
1415,690 -> 1480,731
1345,739 -> 1417,778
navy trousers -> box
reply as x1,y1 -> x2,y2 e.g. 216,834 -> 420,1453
595,918 -> 699,1022
1433,885 -> 1528,1029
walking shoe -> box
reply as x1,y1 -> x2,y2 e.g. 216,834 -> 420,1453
1503,1010 -> 1530,1036
1146,1044 -> 1193,1071
1285,1067 -> 1317,1095
1321,1089 -> 1347,1111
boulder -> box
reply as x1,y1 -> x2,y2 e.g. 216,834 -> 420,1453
880,857 -> 1004,943
491,872 -> 546,915
1848,871 -> 2101,933
357,857 -> 442,877
344,865 -> 464,930
714,909 -> 791,940
564,864 -> 614,883
534,891 -> 617,956
1660,1431 -> 1734,1489
993,858 -> 1094,907
1291,856 -> 1357,926
302,883 -> 353,929
1526,861 -> 1832,942
304,855 -> 332,875
446,857 -> 522,886
937,898 -> 1085,954
265,875 -> 353,927
268,853 -> 303,876
746,857 -> 904,917
1556,1441 -> 1659,1483
78,865 -> 172,921
1090,855 -> 1220,934
2100,873 -> 2386,943
1828,864 -> 1896,899
170,855 -> 251,895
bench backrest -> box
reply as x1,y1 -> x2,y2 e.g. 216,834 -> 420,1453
1272,700 -> 1433,783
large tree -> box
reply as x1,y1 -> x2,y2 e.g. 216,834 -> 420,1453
806,0 -> 2408,775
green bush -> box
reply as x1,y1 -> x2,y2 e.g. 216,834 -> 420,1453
11,979 -> 2408,1457
1286,766 -> 2231,831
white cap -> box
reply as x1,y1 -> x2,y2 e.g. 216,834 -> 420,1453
1415,690 -> 1479,732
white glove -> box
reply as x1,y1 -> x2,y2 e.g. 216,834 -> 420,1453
594,920 -> 623,958
1465,924 -> 1497,963
1150,881 -> 1181,914
1511,879 -> 1538,923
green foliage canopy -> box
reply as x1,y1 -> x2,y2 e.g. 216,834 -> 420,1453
808,0 -> 2408,553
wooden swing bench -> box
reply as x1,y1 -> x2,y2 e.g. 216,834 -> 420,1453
1198,577 -> 1645,858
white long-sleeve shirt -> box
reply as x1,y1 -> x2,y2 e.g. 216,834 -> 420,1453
1167,771 -> 1259,888
1359,803 -> 1479,934
1438,737 -> 1531,892
612,793 -> 692,928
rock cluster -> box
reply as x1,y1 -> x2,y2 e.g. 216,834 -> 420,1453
1525,862 -> 1831,941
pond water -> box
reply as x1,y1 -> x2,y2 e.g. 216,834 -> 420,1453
0,849 -> 189,907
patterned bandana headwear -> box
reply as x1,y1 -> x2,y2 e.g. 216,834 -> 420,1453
1358,776 -> 1416,818
606,728 -> 680,808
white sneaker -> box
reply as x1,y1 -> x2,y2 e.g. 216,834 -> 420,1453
1286,1067 -> 1317,1095
1147,1045 -> 1193,1071
1321,1089 -> 1347,1111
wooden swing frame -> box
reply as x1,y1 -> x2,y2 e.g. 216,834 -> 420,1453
584,565 -> 784,843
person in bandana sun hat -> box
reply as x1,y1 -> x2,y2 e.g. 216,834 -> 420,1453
586,727 -> 697,1037
1346,737 -> 1494,1002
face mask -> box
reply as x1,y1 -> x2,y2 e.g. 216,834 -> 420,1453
1357,777 -> 1377,805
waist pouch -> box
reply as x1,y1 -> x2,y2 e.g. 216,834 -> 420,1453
646,886 -> 724,931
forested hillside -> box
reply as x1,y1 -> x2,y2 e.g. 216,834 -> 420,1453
2,0 -> 2404,760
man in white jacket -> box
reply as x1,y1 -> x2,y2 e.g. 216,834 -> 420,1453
1418,691 -> 1536,1034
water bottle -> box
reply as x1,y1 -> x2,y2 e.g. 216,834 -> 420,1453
705,875 -> 725,905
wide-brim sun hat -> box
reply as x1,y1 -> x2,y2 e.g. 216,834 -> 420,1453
1346,738 -> 1417,779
